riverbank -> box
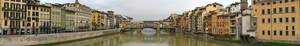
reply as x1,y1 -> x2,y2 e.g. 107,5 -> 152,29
204,34 -> 300,46
0,29 -> 118,46
31,29 -> 133,46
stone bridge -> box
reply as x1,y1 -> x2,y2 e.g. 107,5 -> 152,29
125,20 -> 175,33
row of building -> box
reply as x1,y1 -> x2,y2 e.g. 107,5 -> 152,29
0,0 -> 133,35
165,0 -> 300,43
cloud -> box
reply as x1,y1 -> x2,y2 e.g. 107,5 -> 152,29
41,0 -> 251,21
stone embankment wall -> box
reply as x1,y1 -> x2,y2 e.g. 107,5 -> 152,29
0,29 -> 118,46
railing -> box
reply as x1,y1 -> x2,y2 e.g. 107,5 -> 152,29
9,16 -> 22,20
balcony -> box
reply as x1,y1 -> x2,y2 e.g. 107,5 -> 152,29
11,7 -> 15,10
230,25 -> 235,27
78,26 -> 90,28
2,7 -> 10,10
10,25 -> 20,29
9,17 -> 22,20
39,26 -> 50,28
22,8 -> 26,12
230,29 -> 236,35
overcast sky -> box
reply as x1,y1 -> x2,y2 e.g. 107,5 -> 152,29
42,0 -> 251,22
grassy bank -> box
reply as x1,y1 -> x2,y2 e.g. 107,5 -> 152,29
215,39 -> 300,46
259,42 -> 300,46
31,30 -> 132,46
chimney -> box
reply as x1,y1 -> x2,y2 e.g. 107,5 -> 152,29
240,0 -> 248,10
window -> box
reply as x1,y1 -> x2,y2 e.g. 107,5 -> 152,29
273,8 -> 277,13
32,6 -> 36,10
22,13 -> 26,19
28,6 -> 31,9
273,1 -> 276,4
261,3 -> 265,5
286,26 -> 289,36
285,7 -> 289,13
36,12 -> 39,16
27,23 -> 31,26
16,4 -> 20,10
292,26 -> 295,36
40,8 -> 43,11
22,0 -> 26,2
22,21 -> 25,26
285,0 -> 288,2
268,9 -> 271,14
292,26 -> 295,30
274,18 -> 277,23
280,1 -> 283,3
11,0 -> 15,1
213,5 -> 217,7
253,1 -> 256,5
292,7 -> 295,12
10,21 -> 13,27
274,30 -> 277,35
22,4 -> 26,10
262,30 -> 265,35
4,20 -> 7,26
16,12 -> 20,18
267,2 -> 270,5
11,12 -> 15,18
280,30 -> 283,35
32,12 -> 35,16
286,30 -> 289,36
292,30 -> 295,36
16,0 -> 20,2
292,17 -> 295,22
16,21 -> 19,27
291,0 -> 295,2
27,17 -> 31,22
4,12 -> 8,18
255,9 -> 257,12
4,2 -> 8,9
36,7 -> 38,10
279,8 -> 283,13
286,26 -> 288,30
11,3 -> 15,10
28,11 -> 30,16
262,9 -> 265,14
280,18 -> 283,23
268,18 -> 271,23
268,30 -> 270,35
286,17 -> 289,22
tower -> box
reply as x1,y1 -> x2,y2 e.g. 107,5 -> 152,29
240,0 -> 248,10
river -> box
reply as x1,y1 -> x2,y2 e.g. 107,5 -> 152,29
56,28 -> 257,46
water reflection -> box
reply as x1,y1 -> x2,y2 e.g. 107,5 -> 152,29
57,29 -> 254,46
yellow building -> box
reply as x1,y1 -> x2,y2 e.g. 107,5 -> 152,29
26,0 -> 41,34
63,0 -> 93,31
0,0 -> 27,35
61,8 -> 66,31
38,4 -> 51,34
223,7 -> 232,35
99,11 -> 106,28
92,10 -> 101,30
202,3 -> 224,34
252,0 -> 300,42
64,9 -> 76,32
48,3 -> 62,33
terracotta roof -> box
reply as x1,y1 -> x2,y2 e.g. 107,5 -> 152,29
205,2 -> 223,7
